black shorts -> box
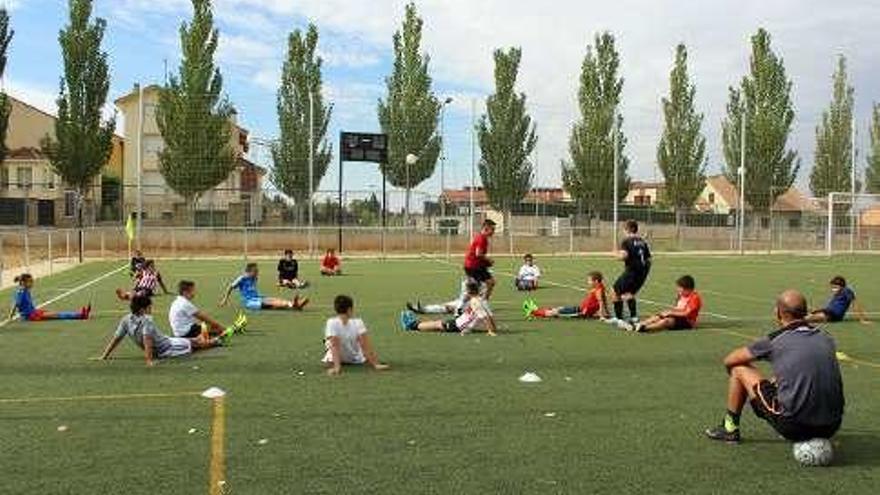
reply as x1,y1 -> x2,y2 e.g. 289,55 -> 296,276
465,266 -> 493,283
668,316 -> 693,330
181,323 -> 203,339
442,318 -> 460,333
133,288 -> 155,298
750,380 -> 841,442
613,269 -> 649,296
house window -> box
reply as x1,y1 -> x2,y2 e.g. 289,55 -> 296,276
708,192 -> 715,204
0,166 -> 8,188
16,166 -> 33,189
45,170 -> 55,189
64,191 -> 77,217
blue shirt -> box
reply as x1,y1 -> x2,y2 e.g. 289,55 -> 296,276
14,288 -> 36,319
825,287 -> 855,319
232,274 -> 261,302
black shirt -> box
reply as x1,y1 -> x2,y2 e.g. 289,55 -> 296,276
621,236 -> 651,272
277,258 -> 299,279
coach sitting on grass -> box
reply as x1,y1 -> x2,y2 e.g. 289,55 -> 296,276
704,289 -> 844,443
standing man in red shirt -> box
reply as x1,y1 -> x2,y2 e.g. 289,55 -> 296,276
464,219 -> 497,300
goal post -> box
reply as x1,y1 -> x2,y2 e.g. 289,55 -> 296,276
825,192 -> 880,255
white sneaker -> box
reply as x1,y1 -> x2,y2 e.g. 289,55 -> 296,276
615,319 -> 632,331
602,317 -> 619,325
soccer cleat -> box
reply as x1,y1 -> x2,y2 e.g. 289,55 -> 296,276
399,310 -> 419,331
293,296 -> 310,310
406,301 -> 421,314
217,326 -> 235,346
704,425 -> 741,443
81,303 -> 92,319
229,312 -> 248,334
522,299 -> 538,319
633,322 -> 646,333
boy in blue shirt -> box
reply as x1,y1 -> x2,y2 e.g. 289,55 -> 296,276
807,276 -> 867,324
220,263 -> 309,311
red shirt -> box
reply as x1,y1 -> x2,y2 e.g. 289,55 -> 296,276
580,283 -> 605,317
675,291 -> 702,327
464,233 -> 489,270
322,255 -> 339,269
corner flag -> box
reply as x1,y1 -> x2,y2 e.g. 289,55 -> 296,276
125,213 -> 136,250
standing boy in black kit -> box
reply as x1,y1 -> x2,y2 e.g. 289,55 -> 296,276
609,220 -> 651,327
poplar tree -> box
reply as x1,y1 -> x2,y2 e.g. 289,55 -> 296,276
866,104 -> 880,193
477,47 -> 537,236
377,2 -> 441,224
271,23 -> 332,224
810,55 -> 855,198
0,8 -> 13,164
657,44 -> 706,228
562,32 -> 629,215
721,28 -> 799,213
41,0 -> 115,250
156,0 -> 235,216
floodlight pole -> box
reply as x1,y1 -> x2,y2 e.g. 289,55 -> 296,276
850,115 -> 856,253
136,83 -> 144,250
738,111 -> 746,255
337,132 -> 343,253
439,97 -> 453,218
612,115 -> 619,251
469,98 -> 476,238
826,192 -> 834,255
308,91 -> 315,257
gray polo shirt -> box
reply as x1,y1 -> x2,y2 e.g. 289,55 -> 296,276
748,323 -> 844,426
115,313 -> 172,357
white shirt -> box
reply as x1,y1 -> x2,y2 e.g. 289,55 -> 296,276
455,297 -> 492,333
169,295 -> 199,337
322,317 -> 367,364
518,264 -> 541,281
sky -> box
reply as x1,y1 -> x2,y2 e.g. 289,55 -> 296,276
4,0 -> 880,198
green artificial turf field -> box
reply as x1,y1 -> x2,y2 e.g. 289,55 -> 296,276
0,254 -> 878,494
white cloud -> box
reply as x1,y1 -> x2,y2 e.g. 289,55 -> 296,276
6,79 -> 124,135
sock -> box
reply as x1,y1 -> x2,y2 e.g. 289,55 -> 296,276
423,304 -> 448,314
532,308 -> 549,318
57,311 -> 81,320
627,299 -> 637,319
723,410 -> 741,432
613,301 -> 624,320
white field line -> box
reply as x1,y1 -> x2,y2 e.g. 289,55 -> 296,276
424,255 -> 737,321
0,265 -> 126,329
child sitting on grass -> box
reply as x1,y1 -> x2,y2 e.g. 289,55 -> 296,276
98,295 -> 232,367
220,263 -> 309,311
277,249 -> 308,289
7,273 -> 91,322
515,253 -> 541,291
116,259 -> 171,300
524,271 -> 608,320
626,275 -> 702,333
322,295 -> 390,376
400,280 -> 497,336
806,275 -> 868,324
320,248 -> 342,276
169,280 -> 247,338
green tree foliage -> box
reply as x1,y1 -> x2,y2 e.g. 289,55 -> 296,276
271,23 -> 332,223
41,0 -> 115,226
866,104 -> 880,193
377,2 -> 441,220
657,44 -> 706,217
0,8 -> 13,164
810,56 -> 855,198
156,0 -> 235,210
562,32 -> 630,214
477,47 -> 536,224
722,28 -> 799,213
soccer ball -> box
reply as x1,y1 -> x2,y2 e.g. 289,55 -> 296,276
792,438 -> 834,467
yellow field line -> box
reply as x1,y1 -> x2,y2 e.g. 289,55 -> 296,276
0,390 -> 200,404
209,397 -> 227,495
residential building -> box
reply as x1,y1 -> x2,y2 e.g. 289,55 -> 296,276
623,181 -> 664,206
0,95 -> 124,226
695,174 -> 816,227
114,84 -> 265,226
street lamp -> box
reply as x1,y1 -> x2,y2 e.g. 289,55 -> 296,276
439,96 -> 453,218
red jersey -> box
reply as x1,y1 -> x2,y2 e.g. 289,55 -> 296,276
580,283 -> 605,317
675,291 -> 702,327
322,255 -> 339,269
464,233 -> 490,270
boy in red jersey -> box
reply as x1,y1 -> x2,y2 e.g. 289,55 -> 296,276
628,275 -> 702,333
524,271 -> 608,320
463,219 -> 496,299
320,248 -> 342,276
